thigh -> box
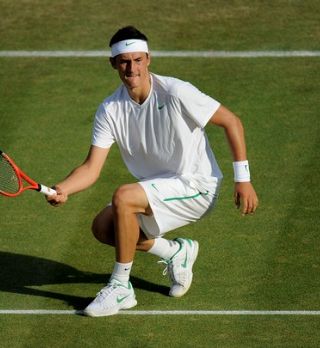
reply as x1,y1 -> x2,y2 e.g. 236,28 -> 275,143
137,176 -> 220,239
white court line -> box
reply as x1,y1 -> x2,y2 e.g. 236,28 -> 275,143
1,310 -> 320,315
0,50 -> 320,58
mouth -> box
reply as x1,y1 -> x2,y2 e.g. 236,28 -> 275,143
125,74 -> 140,78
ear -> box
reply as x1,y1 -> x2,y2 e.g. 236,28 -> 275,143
146,53 -> 151,67
109,57 -> 117,69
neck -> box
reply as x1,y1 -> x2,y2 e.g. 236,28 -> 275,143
127,74 -> 151,104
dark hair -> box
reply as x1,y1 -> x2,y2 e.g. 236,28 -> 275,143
109,26 -> 148,47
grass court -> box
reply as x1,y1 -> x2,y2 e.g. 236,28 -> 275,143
0,1 -> 319,347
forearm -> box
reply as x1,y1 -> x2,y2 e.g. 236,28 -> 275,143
210,105 -> 258,214
55,163 -> 99,196
223,115 -> 247,161
210,105 -> 248,161
224,118 -> 258,213
54,145 -> 109,196
47,146 -> 109,207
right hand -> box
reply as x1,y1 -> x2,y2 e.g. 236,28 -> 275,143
46,186 -> 68,207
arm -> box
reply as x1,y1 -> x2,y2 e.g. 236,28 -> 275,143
210,105 -> 258,215
47,145 -> 110,206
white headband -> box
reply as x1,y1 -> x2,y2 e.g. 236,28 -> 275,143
110,39 -> 149,58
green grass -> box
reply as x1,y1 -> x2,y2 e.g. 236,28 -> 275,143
1,316 -> 319,347
0,0 -> 319,50
1,1 -> 320,347
1,57 -> 319,347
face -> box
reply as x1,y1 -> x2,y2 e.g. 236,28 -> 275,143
110,52 -> 151,91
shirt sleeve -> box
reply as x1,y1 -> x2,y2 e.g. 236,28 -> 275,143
177,82 -> 221,128
91,104 -> 115,148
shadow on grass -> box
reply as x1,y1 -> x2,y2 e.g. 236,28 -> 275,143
0,251 -> 169,310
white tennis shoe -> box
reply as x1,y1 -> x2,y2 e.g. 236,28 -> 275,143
159,238 -> 199,297
83,279 -> 137,317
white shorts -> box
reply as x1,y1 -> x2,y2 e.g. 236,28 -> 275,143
137,176 -> 221,239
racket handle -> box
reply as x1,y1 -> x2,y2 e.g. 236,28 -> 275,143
38,184 -> 57,196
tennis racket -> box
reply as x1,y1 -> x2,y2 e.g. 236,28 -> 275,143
0,150 -> 56,197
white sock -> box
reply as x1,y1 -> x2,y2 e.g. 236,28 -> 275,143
148,238 -> 180,260
110,261 -> 133,284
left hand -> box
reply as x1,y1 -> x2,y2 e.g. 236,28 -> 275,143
234,182 -> 259,215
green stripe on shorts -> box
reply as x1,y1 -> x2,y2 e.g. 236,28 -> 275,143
163,191 -> 208,202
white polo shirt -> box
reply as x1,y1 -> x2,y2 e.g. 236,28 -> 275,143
92,73 -> 223,192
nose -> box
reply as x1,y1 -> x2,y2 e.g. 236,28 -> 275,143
126,61 -> 134,73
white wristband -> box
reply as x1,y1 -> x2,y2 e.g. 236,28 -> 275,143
233,160 -> 251,182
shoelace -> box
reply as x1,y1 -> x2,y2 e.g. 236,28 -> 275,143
158,257 -> 188,286
96,282 -> 119,298
157,259 -> 175,281
158,259 -> 170,276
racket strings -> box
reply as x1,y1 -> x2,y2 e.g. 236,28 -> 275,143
0,154 -> 20,194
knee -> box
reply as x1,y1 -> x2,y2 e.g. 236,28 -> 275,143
112,183 -> 150,216
112,185 -> 133,212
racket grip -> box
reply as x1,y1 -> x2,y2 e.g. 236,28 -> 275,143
38,184 -> 57,196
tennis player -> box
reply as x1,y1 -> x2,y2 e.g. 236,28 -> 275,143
48,26 -> 258,316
